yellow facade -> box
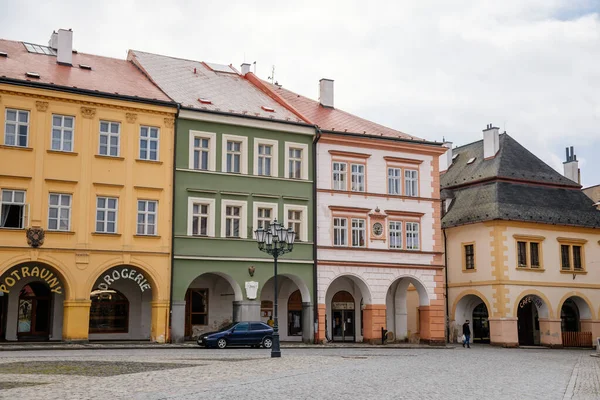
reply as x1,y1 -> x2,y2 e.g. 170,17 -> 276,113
0,84 -> 175,342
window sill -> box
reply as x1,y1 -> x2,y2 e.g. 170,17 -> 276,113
136,159 -> 163,165
47,150 -> 78,156
516,267 -> 545,272
462,268 -> 477,273
560,270 -> 587,275
134,234 -> 161,238
95,154 -> 124,161
0,227 -> 26,231
46,230 -> 75,235
91,232 -> 122,237
0,145 -> 33,151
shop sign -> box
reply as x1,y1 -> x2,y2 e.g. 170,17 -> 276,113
332,302 -> 355,310
97,268 -> 151,292
519,296 -> 543,309
0,266 -> 63,294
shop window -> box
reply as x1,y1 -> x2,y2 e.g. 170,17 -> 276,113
288,290 -> 302,336
89,289 -> 129,333
186,289 -> 208,326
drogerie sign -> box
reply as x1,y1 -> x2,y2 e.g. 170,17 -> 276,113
97,268 -> 151,292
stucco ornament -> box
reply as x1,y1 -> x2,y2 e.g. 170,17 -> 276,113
245,281 -> 259,300
25,227 -> 45,248
126,113 -> 137,123
35,101 -> 49,112
248,265 -> 255,277
81,106 -> 96,119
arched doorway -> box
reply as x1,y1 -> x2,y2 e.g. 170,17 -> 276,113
287,290 -> 302,337
561,299 -> 580,333
517,295 -> 547,346
331,291 -> 355,342
472,303 -> 490,344
452,293 -> 491,345
0,263 -> 66,341
385,277 -> 429,343
560,296 -> 593,347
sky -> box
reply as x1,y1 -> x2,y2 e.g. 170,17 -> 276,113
1,0 -> 599,186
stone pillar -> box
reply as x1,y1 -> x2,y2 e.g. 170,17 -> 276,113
170,301 -> 186,344
539,318 -> 563,348
151,300 -> 169,343
581,320 -> 600,348
62,299 -> 91,342
488,317 -> 518,347
362,304 -> 386,344
418,305 -> 445,345
235,300 -> 260,321
317,303 -> 326,343
302,302 -> 313,343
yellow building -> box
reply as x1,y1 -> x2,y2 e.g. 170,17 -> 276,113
0,31 -> 176,342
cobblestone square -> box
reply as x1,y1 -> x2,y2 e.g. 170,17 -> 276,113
0,345 -> 598,400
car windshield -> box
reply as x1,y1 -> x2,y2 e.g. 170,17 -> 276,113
219,323 -> 237,331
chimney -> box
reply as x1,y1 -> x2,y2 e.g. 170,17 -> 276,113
439,141 -> 453,172
240,63 -> 251,76
48,31 -> 58,49
319,78 -> 334,108
483,123 -> 500,159
563,146 -> 580,184
56,29 -> 73,66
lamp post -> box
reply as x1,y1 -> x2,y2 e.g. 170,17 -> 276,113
254,219 -> 296,358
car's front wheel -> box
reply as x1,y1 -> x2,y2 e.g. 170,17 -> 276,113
217,338 -> 227,349
262,337 -> 273,349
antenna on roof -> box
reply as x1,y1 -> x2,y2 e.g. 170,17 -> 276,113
253,61 -> 256,74
267,65 -> 275,84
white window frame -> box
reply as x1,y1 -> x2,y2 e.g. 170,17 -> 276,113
220,199 -> 247,238
51,114 -> 75,152
405,169 -> 419,197
4,109 -> 29,147
284,142 -> 309,180
137,199 -> 158,236
406,222 -> 420,250
252,201 -> 279,232
351,218 -> 366,248
388,167 -> 402,195
283,204 -> 308,242
139,126 -> 160,161
98,121 -> 121,157
48,193 -> 72,231
189,130 -> 217,171
253,138 -> 279,177
333,217 -> 347,246
0,189 -> 28,229
389,221 -> 402,249
95,196 -> 118,233
221,134 -> 248,174
350,163 -> 365,192
187,197 -> 216,237
332,162 -> 347,191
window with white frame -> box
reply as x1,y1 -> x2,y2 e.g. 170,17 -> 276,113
351,164 -> 365,192
226,140 -> 242,173
388,168 -> 401,195
389,221 -> 402,249
193,137 -> 210,170
95,197 -> 118,233
189,131 -> 217,171
221,200 -> 247,238
253,138 -> 278,177
351,218 -> 366,247
333,217 -> 347,246
99,121 -> 120,157
258,144 -> 273,176
287,210 -> 302,241
187,197 -> 215,236
404,169 -> 419,197
51,115 -> 74,152
4,109 -> 29,147
406,222 -> 420,250
333,162 -> 347,191
139,126 -> 159,161
225,205 -> 241,237
48,193 -> 71,231
288,147 -> 302,179
1,190 -> 26,229
284,204 -> 307,241
137,200 -> 157,235
257,207 -> 272,230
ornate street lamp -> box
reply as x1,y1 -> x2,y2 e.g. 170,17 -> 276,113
254,219 -> 296,358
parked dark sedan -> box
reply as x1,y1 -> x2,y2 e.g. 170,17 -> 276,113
197,322 -> 274,349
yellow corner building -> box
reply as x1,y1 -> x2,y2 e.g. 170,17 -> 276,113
0,30 -> 176,342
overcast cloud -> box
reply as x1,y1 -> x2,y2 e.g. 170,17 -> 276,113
1,0 -> 598,186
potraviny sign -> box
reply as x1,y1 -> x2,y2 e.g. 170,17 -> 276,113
0,265 -> 63,294
97,268 -> 151,292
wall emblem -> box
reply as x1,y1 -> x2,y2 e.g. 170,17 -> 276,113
25,227 -> 45,248
248,266 -> 255,277
245,281 -> 259,300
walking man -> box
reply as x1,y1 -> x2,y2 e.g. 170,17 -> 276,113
462,320 -> 471,348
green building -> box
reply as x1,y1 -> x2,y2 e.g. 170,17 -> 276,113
129,53 -> 315,342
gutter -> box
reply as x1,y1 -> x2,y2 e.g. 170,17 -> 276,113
312,127 -> 322,343
0,78 -> 176,109
318,129 -> 444,148
178,105 -> 312,129
168,103 -> 181,342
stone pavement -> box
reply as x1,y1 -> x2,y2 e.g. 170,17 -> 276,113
0,345 -> 596,400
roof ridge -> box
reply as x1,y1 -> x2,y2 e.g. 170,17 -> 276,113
247,75 -> 312,124
130,49 -> 232,69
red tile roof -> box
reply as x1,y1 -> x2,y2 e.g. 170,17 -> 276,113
0,39 -> 171,102
260,79 -> 420,140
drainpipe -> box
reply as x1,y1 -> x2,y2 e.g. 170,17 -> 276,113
168,103 -> 181,343
312,126 -> 322,343
443,228 -> 449,343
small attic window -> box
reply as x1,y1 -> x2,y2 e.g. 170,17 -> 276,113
466,157 -> 476,165
25,72 -> 40,79
261,106 -> 275,112
198,98 -> 212,105
452,153 -> 459,161
79,64 -> 92,70
0,51 -> 7,58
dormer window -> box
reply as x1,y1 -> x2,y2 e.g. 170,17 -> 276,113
467,157 -> 476,165
261,106 -> 275,112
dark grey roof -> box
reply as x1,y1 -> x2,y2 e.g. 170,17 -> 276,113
441,134 -> 579,189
